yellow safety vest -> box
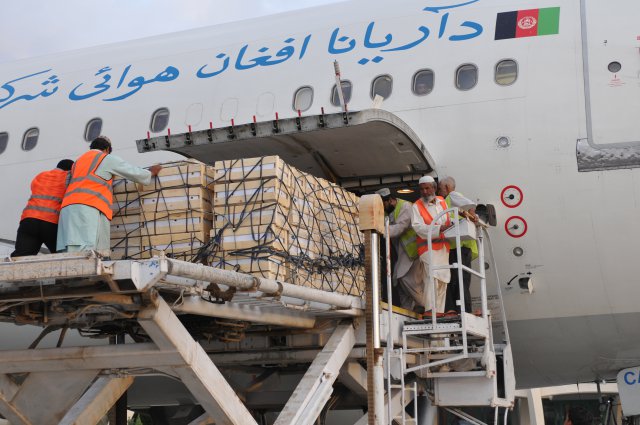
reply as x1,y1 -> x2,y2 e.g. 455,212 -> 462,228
393,199 -> 419,260
446,195 -> 479,260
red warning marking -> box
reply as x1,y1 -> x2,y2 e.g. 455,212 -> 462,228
500,185 -> 523,208
505,216 -> 528,238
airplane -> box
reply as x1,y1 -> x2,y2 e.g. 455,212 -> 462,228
0,0 -> 639,417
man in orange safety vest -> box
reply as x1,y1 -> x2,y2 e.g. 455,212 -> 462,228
11,159 -> 74,257
411,175 -> 453,314
57,136 -> 161,256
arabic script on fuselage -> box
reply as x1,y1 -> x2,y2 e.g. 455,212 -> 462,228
0,1 -> 481,110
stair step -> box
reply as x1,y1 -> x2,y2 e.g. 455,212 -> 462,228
404,347 -> 465,354
404,313 -> 490,338
428,370 -> 488,378
393,418 -> 417,424
389,384 -> 417,390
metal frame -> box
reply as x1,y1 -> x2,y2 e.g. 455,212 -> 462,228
389,208 -> 516,420
274,323 -> 355,425
0,253 -> 372,424
134,109 -> 437,193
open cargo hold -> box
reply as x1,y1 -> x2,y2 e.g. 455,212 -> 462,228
111,156 -> 365,297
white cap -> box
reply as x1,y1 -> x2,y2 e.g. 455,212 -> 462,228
375,188 -> 391,199
418,175 -> 435,184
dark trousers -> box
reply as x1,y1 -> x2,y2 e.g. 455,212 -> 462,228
11,218 -> 58,257
445,246 -> 472,313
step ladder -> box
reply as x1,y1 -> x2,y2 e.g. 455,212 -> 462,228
387,347 -> 418,424
383,206 -> 515,424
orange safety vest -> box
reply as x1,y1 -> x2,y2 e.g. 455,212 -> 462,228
61,150 -> 114,220
21,168 -> 69,224
415,196 -> 451,256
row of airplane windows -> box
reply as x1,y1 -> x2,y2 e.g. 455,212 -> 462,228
0,59 -> 519,154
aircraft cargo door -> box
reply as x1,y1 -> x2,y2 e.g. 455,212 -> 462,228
137,109 -> 436,193
582,0 -> 640,145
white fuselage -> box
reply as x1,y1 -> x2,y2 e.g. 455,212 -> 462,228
1,0 -> 639,388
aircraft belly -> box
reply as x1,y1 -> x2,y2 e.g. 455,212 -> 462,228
509,312 -> 640,388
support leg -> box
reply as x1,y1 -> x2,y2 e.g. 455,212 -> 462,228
138,295 -> 257,425
0,370 -> 98,425
274,323 -> 356,425
0,375 -> 28,425
526,388 -> 545,425
339,362 -> 368,401
60,376 -> 134,425
353,387 -> 416,425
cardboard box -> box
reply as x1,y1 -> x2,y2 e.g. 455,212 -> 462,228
110,219 -> 143,239
214,156 -> 292,183
111,246 -> 150,260
110,236 -> 147,260
138,160 -> 215,193
112,195 -> 142,215
213,178 -> 291,207
141,187 -> 210,213
143,231 -> 208,247
143,213 -> 212,237
112,178 -> 141,195
212,224 -> 288,252
212,255 -> 289,281
213,205 -> 288,230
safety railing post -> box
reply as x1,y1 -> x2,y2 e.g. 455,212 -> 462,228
384,217 -> 394,425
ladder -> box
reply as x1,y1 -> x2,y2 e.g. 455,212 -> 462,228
383,206 -> 515,424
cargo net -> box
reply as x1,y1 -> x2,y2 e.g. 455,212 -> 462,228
110,160 -> 214,262
109,156 -> 365,297
204,156 -> 365,297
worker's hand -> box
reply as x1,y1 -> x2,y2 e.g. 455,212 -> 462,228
440,223 -> 453,233
149,164 -> 162,177
468,212 -> 479,223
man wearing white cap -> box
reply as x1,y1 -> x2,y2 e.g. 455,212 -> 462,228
411,175 -> 452,314
375,187 -> 421,311
438,176 -> 479,314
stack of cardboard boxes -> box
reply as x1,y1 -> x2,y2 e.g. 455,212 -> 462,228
110,160 -> 214,261
210,156 -> 365,296
110,156 -> 365,296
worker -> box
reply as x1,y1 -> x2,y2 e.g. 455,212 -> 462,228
411,175 -> 452,314
438,176 -> 478,314
11,159 -> 74,257
57,136 -> 161,256
375,188 -> 421,312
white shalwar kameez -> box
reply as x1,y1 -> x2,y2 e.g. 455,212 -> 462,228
411,198 -> 451,313
57,152 -> 152,256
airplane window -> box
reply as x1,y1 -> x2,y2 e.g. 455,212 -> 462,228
608,61 -> 622,73
0,132 -> 7,155
455,64 -> 478,91
412,69 -> 434,96
84,118 -> 103,142
150,108 -> 170,133
22,128 -> 39,151
495,60 -> 518,86
293,86 -> 314,112
331,81 -> 352,107
371,75 -> 393,100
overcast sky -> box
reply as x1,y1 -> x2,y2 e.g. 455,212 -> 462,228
0,0 -> 341,64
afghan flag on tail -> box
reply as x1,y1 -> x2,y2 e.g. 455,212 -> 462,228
495,7 -> 560,40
